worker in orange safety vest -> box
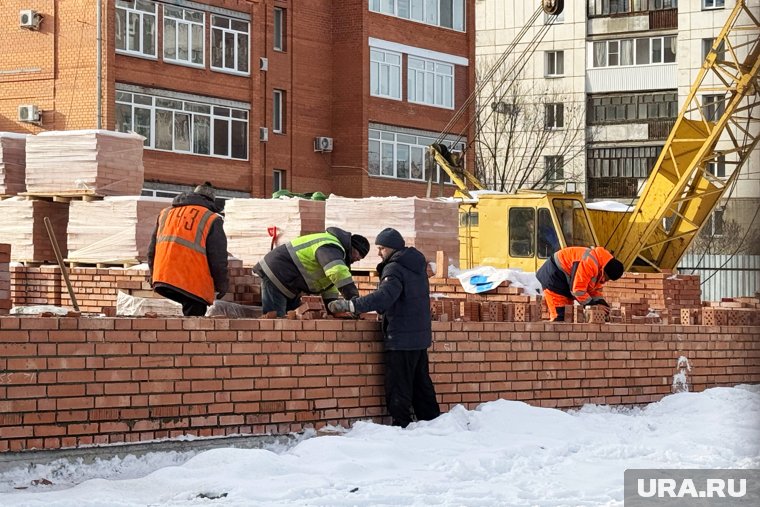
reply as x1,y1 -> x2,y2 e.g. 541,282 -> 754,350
148,182 -> 228,316
535,246 -> 624,322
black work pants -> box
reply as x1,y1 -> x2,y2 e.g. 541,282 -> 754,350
155,286 -> 208,316
384,349 -> 441,428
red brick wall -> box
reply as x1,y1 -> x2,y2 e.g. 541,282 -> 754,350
0,317 -> 757,452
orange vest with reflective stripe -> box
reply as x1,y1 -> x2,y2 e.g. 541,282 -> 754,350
553,246 -> 614,305
152,205 -> 219,304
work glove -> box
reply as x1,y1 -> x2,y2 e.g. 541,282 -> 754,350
216,291 -> 226,300
328,299 -> 355,314
588,298 -> 609,308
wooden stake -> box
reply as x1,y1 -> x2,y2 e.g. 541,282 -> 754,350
44,216 -> 80,312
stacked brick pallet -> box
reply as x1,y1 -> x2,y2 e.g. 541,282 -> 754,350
0,198 -> 69,263
0,132 -> 26,196
325,197 -> 459,272
604,271 -> 702,323
66,197 -> 170,265
24,130 -> 144,196
225,198 -> 325,267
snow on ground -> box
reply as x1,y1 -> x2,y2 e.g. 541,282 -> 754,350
1,385 -> 758,506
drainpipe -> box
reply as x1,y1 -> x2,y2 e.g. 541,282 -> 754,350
96,0 -> 102,129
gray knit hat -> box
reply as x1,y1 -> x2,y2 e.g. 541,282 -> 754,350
375,228 -> 405,250
193,181 -> 216,201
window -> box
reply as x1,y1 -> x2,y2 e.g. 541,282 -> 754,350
545,103 -> 564,129
707,155 -> 726,178
545,8 -> 565,24
273,90 -> 285,133
587,145 -> 661,178
546,51 -> 564,76
116,88 -> 248,160
537,208 -> 559,258
368,127 -> 463,183
274,7 -> 286,51
369,0 -> 465,31
407,57 -> 454,109
211,15 -> 250,75
273,169 -> 285,193
552,199 -> 595,248
163,6 -> 204,66
115,0 -> 157,58
702,37 -> 725,61
588,0 -> 678,16
370,49 -> 402,100
709,208 -> 725,236
594,36 -> 674,67
545,156 -> 564,180
509,208 -> 535,257
587,91 -> 677,124
703,0 -> 724,9
703,94 -> 725,122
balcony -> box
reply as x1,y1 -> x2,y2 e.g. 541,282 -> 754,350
588,177 -> 640,199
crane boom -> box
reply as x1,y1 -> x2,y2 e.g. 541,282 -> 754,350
608,0 -> 760,272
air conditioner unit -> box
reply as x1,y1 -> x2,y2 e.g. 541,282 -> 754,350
314,136 -> 333,153
259,127 -> 269,142
19,9 -> 42,30
18,104 -> 41,124
259,57 -> 268,71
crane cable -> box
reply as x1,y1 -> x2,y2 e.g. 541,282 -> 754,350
433,5 -> 548,150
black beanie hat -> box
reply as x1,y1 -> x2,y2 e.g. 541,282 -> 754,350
604,258 -> 625,281
350,234 -> 370,258
375,228 -> 405,250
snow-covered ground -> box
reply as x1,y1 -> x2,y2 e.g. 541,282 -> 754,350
1,385 -> 758,506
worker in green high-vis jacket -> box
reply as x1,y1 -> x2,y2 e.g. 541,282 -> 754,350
252,227 -> 370,317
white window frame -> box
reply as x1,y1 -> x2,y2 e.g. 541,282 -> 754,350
273,169 -> 285,193
369,0 -> 465,32
593,36 -> 675,67
407,56 -> 454,109
273,90 -> 285,134
707,155 -> 726,178
709,208 -> 725,236
115,89 -> 249,161
546,51 -> 565,77
163,5 -> 205,68
545,155 -> 564,181
702,94 -> 725,122
368,127 -> 463,183
703,0 -> 724,9
370,48 -> 402,100
545,103 -> 564,130
211,15 -> 251,76
273,7 -> 285,51
115,0 -> 158,59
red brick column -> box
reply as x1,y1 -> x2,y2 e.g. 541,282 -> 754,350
0,243 -> 10,315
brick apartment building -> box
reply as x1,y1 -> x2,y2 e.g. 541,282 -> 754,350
0,0 -> 476,199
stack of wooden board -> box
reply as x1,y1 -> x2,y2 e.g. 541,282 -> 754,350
225,198 -> 325,266
25,130 -> 144,196
67,196 -> 171,265
0,132 -> 26,196
325,196 -> 459,271
0,198 -> 68,262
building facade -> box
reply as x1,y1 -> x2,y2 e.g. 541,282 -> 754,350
476,0 -> 759,253
0,0 -> 476,199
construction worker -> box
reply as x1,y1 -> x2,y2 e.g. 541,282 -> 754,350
328,228 -> 440,428
536,246 -> 625,322
148,182 -> 228,317
253,227 -> 370,317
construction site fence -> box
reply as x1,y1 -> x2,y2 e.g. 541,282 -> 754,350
679,254 -> 760,301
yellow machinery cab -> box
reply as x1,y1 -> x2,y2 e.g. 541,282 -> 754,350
459,190 -> 599,271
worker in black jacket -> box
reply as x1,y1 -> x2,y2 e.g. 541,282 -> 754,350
329,228 -> 440,427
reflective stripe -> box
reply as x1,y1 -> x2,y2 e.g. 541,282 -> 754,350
323,259 -> 345,271
194,210 -> 215,245
157,234 -> 206,254
259,259 -> 297,299
286,235 -> 345,293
